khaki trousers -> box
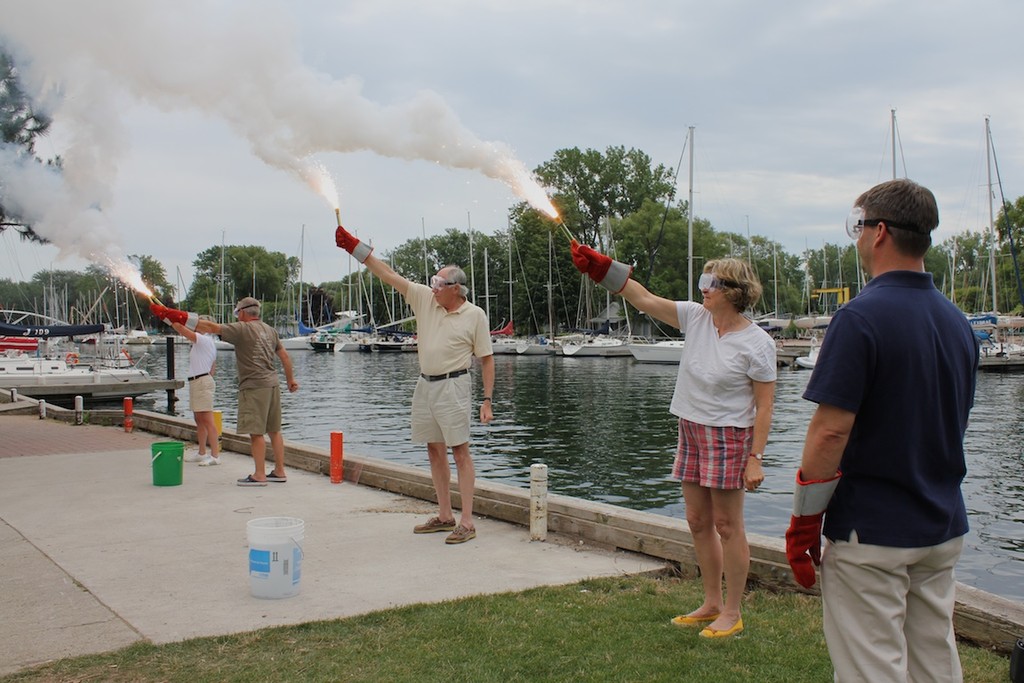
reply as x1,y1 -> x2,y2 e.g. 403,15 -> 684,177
821,532 -> 964,683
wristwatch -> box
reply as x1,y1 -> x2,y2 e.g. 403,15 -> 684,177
749,453 -> 763,461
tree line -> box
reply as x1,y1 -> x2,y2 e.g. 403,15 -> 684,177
3,146 -> 1021,337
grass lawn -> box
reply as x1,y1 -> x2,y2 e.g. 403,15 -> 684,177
2,575 -> 1010,682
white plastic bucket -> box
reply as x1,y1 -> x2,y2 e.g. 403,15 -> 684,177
246,517 -> 304,599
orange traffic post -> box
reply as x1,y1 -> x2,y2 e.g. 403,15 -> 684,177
330,431 -> 344,484
123,397 -> 134,433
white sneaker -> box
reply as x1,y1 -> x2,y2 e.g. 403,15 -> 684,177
184,451 -> 203,463
198,455 -> 220,467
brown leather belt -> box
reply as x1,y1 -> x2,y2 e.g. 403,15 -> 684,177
420,369 -> 469,382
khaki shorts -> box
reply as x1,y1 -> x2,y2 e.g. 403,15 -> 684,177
188,374 -> 215,413
411,374 -> 471,446
236,386 -> 282,435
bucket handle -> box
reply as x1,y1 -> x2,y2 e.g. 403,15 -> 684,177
291,536 -> 304,560
151,450 -> 162,464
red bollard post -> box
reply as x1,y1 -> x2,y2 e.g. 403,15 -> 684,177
123,397 -> 134,433
330,431 -> 344,484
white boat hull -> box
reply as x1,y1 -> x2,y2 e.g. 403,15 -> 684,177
628,340 -> 685,364
559,336 -> 632,357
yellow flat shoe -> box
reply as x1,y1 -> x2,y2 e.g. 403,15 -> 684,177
671,613 -> 720,627
699,618 -> 744,639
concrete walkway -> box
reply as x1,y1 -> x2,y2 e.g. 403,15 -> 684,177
0,415 -> 665,676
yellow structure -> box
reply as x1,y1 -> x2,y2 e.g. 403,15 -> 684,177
813,287 -> 851,309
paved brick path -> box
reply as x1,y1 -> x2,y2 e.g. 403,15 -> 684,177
0,414 -> 167,457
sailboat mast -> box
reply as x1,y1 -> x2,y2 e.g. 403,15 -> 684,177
891,108 -> 897,180
986,116 -> 998,313
507,224 -> 514,328
298,225 -> 304,327
467,212 -> 476,302
483,247 -> 491,323
687,126 -> 695,302
421,217 -> 429,282
547,231 -> 554,336
218,231 -> 226,323
773,242 -> 779,316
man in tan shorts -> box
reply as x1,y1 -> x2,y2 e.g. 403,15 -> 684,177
335,222 -> 494,544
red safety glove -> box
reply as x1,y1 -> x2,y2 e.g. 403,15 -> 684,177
570,240 -> 631,294
335,224 -> 372,263
150,303 -> 198,330
785,468 -> 841,589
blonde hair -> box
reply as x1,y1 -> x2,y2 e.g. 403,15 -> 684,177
703,258 -> 762,311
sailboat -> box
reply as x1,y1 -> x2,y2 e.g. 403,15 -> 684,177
515,231 -> 557,355
281,226 -> 317,350
489,235 -> 525,354
0,311 -> 180,404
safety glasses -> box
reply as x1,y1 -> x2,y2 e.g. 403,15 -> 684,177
698,273 -> 738,291
430,275 -> 458,291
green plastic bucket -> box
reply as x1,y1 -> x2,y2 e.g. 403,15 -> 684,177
150,441 -> 184,487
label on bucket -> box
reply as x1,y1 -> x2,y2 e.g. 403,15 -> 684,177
249,540 -> 302,598
249,548 -> 271,577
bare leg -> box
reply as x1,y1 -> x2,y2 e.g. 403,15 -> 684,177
427,442 -> 455,522
250,434 -> 267,480
268,431 -> 286,477
451,442 -> 475,529
195,411 -> 218,457
195,413 -> 208,455
682,482 -> 724,618
706,487 -> 748,631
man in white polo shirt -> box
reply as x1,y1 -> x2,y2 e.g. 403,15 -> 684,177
335,223 -> 494,545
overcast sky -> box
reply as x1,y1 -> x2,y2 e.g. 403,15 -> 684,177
1,0 -> 1022,298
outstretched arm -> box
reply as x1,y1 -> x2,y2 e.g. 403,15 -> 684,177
151,303 -> 222,335
336,223 -> 410,296
618,279 -> 682,330
570,241 -> 679,327
170,320 -> 198,342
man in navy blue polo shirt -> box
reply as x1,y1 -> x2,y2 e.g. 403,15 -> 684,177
786,179 -> 979,682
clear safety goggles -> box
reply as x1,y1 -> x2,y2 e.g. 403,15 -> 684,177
233,303 -> 258,317
430,275 -> 459,291
698,273 -> 735,291
846,206 -> 914,239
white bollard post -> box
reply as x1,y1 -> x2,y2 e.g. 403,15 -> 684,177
10,388 -> 17,401
38,399 -> 46,420
530,463 -> 548,541
74,395 -> 84,425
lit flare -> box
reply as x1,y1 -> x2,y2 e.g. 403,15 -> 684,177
301,161 -> 340,210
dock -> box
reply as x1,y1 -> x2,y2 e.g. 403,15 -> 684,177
979,354 -> 1024,373
0,377 -> 182,405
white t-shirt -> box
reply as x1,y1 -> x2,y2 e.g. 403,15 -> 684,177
668,301 -> 777,427
188,333 -> 217,377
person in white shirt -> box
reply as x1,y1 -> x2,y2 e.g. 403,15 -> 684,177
172,319 -> 220,466
572,245 -> 776,639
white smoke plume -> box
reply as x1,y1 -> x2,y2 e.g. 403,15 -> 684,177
0,0 -> 555,285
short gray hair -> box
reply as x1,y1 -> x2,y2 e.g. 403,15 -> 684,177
444,265 -> 469,298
